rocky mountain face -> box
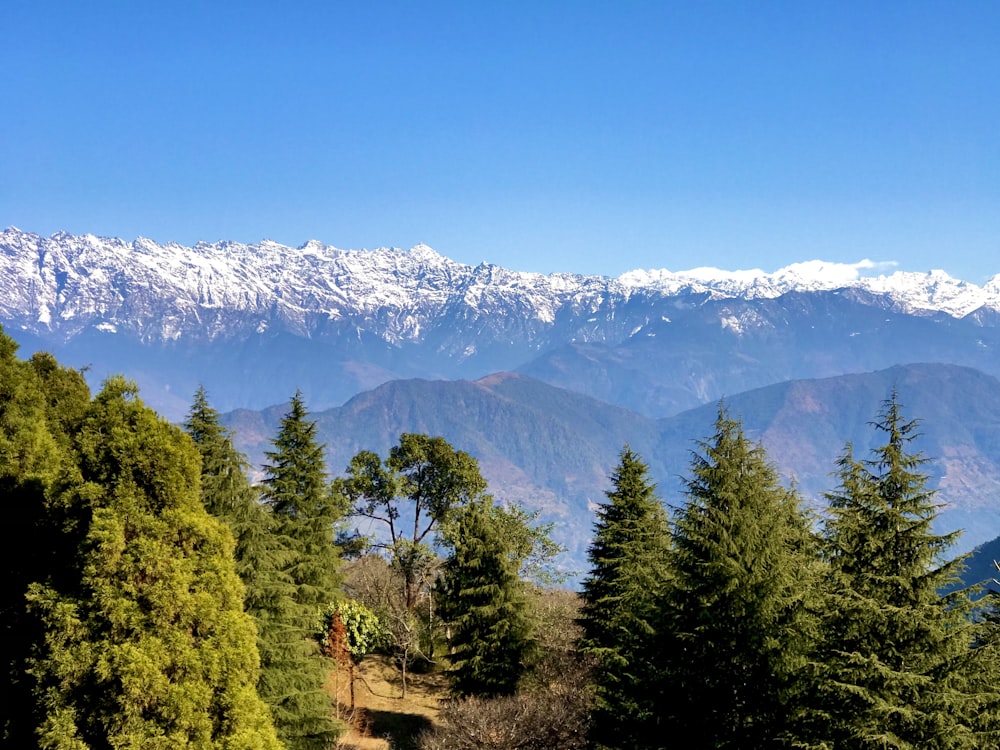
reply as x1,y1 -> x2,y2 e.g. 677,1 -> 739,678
3,227 -> 1000,419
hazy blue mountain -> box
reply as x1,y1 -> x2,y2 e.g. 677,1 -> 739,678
519,290 -> 1000,416
4,228 -> 1000,420
6,228 -> 999,572
224,363 -> 1000,573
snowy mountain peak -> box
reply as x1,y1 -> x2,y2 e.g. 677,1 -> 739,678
617,258 -> 996,317
1,228 -> 998,348
297,239 -> 331,254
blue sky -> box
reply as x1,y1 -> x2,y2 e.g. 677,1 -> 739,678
3,1 -> 998,281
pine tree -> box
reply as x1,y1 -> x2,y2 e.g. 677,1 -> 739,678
262,391 -> 342,609
809,392 -> 981,749
660,407 -> 818,749
438,501 -> 533,698
258,391 -> 343,750
184,386 -> 280,594
185,385 -> 255,521
579,446 -> 671,750
184,386 -> 315,747
26,376 -> 282,749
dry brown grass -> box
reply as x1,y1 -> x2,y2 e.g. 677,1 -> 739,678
330,655 -> 448,750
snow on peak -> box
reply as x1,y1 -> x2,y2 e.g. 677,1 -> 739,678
619,259 -> 896,291
297,239 -> 329,253
770,259 -> 897,286
1,228 -> 998,346
617,258 -> 998,316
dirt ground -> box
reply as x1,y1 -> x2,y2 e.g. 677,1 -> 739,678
330,655 -> 448,750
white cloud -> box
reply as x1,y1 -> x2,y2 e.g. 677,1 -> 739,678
772,259 -> 899,285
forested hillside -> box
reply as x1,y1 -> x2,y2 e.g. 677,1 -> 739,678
223,363 -> 1000,572
6,324 -> 1000,749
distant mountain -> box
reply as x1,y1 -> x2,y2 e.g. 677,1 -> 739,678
3,227 -> 1000,420
519,289 -> 1000,416
224,363 -> 1000,573
958,538 -> 1000,592
652,363 -> 1000,550
225,372 -> 660,567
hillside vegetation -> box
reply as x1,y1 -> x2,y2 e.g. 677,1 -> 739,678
5,324 -> 1000,749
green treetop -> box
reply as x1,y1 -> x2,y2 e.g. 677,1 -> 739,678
809,392 -> 983,749
337,433 -> 489,612
184,386 -> 281,595
579,446 -> 671,750
258,390 -> 343,750
262,391 -> 342,609
660,407 -> 819,749
437,501 -> 534,698
27,376 -> 282,749
0,331 -> 90,745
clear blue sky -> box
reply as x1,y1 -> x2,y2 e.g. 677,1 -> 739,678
3,1 -> 998,281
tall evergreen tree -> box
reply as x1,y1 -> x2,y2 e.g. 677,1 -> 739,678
809,392 -> 982,749
184,386 -> 280,593
184,386 -> 311,747
185,385 -> 255,521
438,501 -> 534,698
26,376 -> 282,749
262,391 -> 342,609
258,391 -> 343,750
660,407 -> 818,749
579,446 -> 671,750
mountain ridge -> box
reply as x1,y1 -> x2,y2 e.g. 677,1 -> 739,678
4,227 -> 1000,421
6,228 -> 1000,347
223,363 -> 1000,573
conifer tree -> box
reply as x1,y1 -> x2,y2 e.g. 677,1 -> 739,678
438,501 -> 534,698
26,376 -> 282,749
660,407 -> 818,749
184,386 -> 280,594
185,385 -> 255,521
184,386 -> 316,747
258,391 -> 343,750
579,446 -> 671,750
262,391 -> 342,608
809,392 -> 981,749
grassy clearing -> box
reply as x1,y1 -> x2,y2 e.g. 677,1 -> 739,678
331,655 -> 448,750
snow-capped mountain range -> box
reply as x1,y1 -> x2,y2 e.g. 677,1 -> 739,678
8,227 -> 1000,567
4,227 -> 1000,344
3,226 -> 1000,420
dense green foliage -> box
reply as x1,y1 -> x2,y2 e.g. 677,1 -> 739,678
185,388 -> 313,748
579,446 -> 671,750
258,392 -> 344,750
660,407 -> 818,749
262,391 -> 342,610
579,401 -> 996,750
26,375 -> 283,749
0,340 -> 91,745
184,387 -> 281,599
438,501 -> 534,697
317,599 -> 386,662
805,393 -> 985,749
7,323 -> 1000,750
